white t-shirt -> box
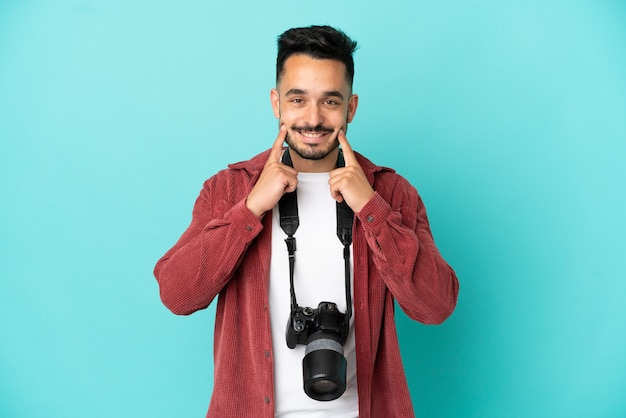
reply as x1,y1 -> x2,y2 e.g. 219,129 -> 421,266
269,172 -> 359,418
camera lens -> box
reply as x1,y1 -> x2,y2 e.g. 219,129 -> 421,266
302,333 -> 347,401
309,379 -> 338,394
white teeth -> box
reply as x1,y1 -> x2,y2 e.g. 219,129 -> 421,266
300,132 -> 326,138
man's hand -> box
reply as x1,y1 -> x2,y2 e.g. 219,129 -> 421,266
329,129 -> 374,213
246,125 -> 298,217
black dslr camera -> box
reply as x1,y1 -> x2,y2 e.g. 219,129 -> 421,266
286,301 -> 350,401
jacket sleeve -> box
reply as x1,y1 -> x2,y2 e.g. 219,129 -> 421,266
153,176 -> 264,315
356,175 -> 459,324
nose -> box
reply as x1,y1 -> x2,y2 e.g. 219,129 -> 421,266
303,103 -> 323,127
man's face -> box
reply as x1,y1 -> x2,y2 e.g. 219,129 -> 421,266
271,54 -> 358,162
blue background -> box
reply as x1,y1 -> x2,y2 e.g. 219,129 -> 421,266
1,1 -> 625,417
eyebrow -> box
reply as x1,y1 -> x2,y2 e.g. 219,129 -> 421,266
285,89 -> 345,101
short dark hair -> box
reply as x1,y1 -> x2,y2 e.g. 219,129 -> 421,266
276,25 -> 358,87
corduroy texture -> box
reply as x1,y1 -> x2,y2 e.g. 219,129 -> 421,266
154,149 -> 459,418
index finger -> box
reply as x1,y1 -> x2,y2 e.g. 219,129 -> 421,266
338,129 -> 358,166
268,124 -> 288,161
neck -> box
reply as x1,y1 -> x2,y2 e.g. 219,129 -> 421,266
289,148 -> 340,173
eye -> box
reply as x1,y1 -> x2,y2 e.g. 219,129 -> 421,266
290,98 -> 304,104
323,99 -> 340,106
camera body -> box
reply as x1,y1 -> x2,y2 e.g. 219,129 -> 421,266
286,301 -> 349,349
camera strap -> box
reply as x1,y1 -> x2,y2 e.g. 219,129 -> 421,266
278,148 -> 354,321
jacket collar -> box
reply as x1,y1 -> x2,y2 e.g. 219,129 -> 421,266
228,148 -> 394,185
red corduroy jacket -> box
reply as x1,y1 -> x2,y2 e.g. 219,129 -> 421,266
154,149 -> 459,418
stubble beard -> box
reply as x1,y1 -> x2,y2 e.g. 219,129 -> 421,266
282,120 -> 348,161
285,132 -> 339,161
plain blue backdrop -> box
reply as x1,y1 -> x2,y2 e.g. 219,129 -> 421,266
1,1 -> 625,417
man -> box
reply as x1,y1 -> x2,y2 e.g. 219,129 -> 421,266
154,25 -> 459,418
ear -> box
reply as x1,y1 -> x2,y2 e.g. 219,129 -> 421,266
347,94 -> 359,123
270,88 -> 280,119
